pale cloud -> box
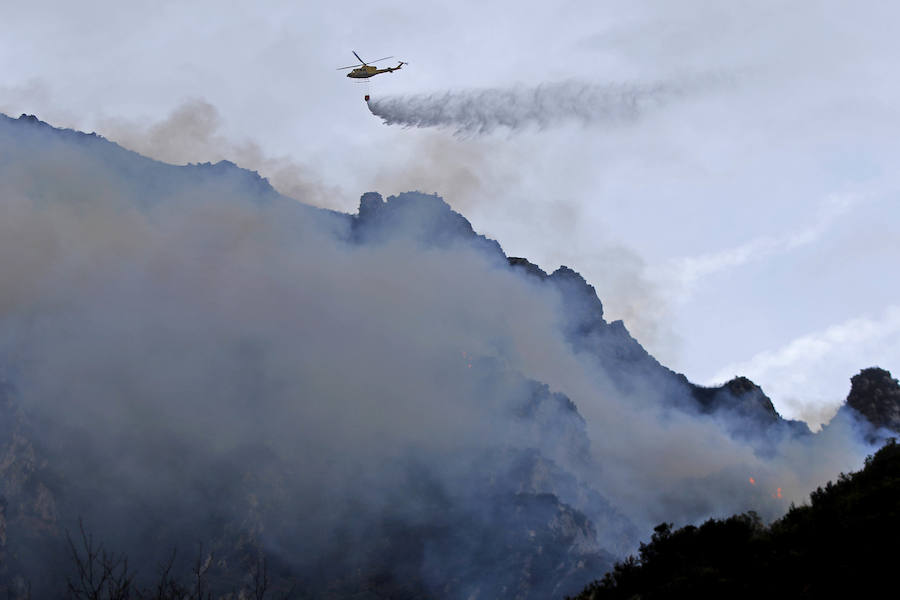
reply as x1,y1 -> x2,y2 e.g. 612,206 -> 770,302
660,193 -> 863,300
707,305 -> 900,429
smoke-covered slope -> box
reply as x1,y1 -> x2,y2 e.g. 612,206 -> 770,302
0,113 -> 883,598
569,439 -> 900,600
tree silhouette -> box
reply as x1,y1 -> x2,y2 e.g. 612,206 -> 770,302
569,439 -> 900,599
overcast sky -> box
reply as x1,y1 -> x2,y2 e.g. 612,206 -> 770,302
1,0 -> 897,428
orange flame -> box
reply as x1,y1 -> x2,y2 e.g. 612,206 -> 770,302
749,477 -> 756,485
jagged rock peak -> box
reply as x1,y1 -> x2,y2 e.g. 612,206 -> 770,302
723,376 -> 779,417
547,265 -> 605,324
691,375 -> 784,428
12,112 -> 101,141
724,376 -> 769,399
508,257 -> 550,279
355,190 -> 454,221
358,191 -> 385,217
846,367 -> 900,434
352,191 -> 504,257
189,159 -> 276,194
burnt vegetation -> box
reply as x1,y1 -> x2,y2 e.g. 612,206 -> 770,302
59,520 -> 289,600
568,438 -> 900,599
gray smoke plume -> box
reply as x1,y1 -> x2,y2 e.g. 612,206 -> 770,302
96,99 -> 342,209
367,79 -> 700,134
0,112 -> 876,598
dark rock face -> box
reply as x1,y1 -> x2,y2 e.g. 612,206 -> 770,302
352,198 -> 826,445
304,472 -> 619,600
352,190 -> 504,258
505,258 -> 807,438
351,197 -> 796,436
846,367 -> 900,435
692,377 -> 778,424
0,379 -> 62,598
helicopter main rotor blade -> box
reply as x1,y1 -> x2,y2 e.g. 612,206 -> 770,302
336,64 -> 360,70
352,50 -> 366,65
368,56 -> 394,64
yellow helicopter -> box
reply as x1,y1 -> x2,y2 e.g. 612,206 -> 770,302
337,51 -> 407,79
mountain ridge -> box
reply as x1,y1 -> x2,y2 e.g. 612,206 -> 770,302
0,112 -> 885,438
0,111 -> 866,437
0,111 -> 894,599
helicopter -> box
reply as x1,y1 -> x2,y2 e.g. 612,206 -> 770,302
337,51 -> 407,79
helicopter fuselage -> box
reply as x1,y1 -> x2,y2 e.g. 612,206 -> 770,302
346,63 -> 404,78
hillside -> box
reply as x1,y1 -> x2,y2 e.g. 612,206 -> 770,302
0,113 -> 889,598
568,437 -> 900,599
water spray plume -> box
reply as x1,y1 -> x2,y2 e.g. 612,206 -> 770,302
366,74 -> 729,134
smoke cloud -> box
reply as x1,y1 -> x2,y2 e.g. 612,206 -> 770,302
0,113 -> 877,597
367,77 -> 717,134
96,99 -> 342,209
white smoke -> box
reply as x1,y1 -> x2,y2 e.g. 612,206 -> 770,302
367,77 -> 720,134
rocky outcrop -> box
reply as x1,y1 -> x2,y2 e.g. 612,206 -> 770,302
353,190 -> 504,257
845,367 -> 900,436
